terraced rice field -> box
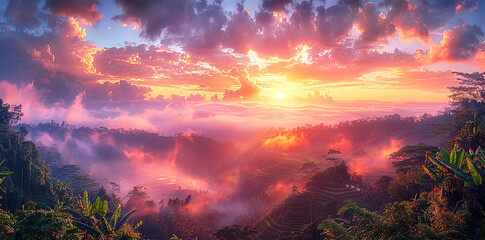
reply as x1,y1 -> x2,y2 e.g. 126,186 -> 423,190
256,163 -> 365,240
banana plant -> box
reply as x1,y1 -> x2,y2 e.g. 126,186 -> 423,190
422,145 -> 484,187
424,145 -> 485,238
69,191 -> 142,240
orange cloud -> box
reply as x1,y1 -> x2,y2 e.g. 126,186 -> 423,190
328,135 -> 353,152
380,138 -> 404,160
415,23 -> 483,64
262,132 -> 309,152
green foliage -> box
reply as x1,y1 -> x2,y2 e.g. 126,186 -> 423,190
423,145 -> 485,187
318,197 -> 470,240
0,100 -> 23,126
0,100 -> 55,211
14,210 -> 81,240
388,169 -> 425,202
317,220 -> 352,240
111,224 -> 141,240
390,143 -> 439,174
0,159 -> 13,199
70,191 -> 141,240
170,234 -> 183,240
424,145 -> 485,236
213,224 -> 257,240
0,209 -> 16,239
449,72 -> 485,106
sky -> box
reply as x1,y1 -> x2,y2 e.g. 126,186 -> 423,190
0,0 -> 484,137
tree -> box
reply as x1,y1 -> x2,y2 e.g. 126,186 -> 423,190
449,72 -> 485,106
447,72 -> 485,148
0,99 -> 23,126
390,143 -> 439,174
0,99 -> 54,211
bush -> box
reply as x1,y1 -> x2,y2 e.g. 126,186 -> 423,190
14,210 -> 81,240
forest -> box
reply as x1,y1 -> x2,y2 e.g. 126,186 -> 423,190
0,71 -> 484,239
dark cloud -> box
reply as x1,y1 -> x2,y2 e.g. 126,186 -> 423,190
289,1 -> 315,35
354,2 -> 395,48
93,45 -> 168,78
222,3 -> 257,54
85,80 -> 152,102
43,0 -> 102,24
180,1 -> 227,51
380,0 -> 479,43
0,32 -> 84,105
261,0 -> 293,12
316,0 -> 362,46
113,0 -> 196,40
5,0 -> 41,27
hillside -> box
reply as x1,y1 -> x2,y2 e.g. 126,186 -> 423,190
256,162 -> 365,239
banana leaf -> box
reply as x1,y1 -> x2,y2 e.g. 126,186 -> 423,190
115,209 -> 136,231
440,148 -> 451,163
466,157 -> 482,186
109,205 -> 121,227
450,147 -> 457,165
428,155 -> 470,183
422,164 -> 436,180
73,221 -> 100,238
456,148 -> 465,168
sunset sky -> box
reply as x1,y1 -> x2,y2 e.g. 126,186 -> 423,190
0,0 -> 484,137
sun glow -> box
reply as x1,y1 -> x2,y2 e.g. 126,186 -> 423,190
276,93 -> 285,99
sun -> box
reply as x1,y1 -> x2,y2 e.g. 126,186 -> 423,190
276,93 -> 285,99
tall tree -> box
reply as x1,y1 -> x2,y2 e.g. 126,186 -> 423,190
390,143 -> 439,174
0,99 -> 55,211
449,72 -> 485,106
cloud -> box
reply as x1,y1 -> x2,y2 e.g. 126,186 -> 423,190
0,32 -> 85,105
223,3 -> 257,54
113,0 -> 196,40
4,0 -> 41,27
222,74 -> 260,102
293,91 -> 334,105
86,80 -> 152,102
261,0 -> 293,12
43,0 -> 102,24
476,43 -> 485,70
380,0 -> 430,43
415,23 -> 483,63
315,0 -> 361,46
354,2 -> 395,48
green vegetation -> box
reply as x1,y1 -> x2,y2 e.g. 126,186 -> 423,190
69,191 -> 141,240
214,225 -> 258,240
